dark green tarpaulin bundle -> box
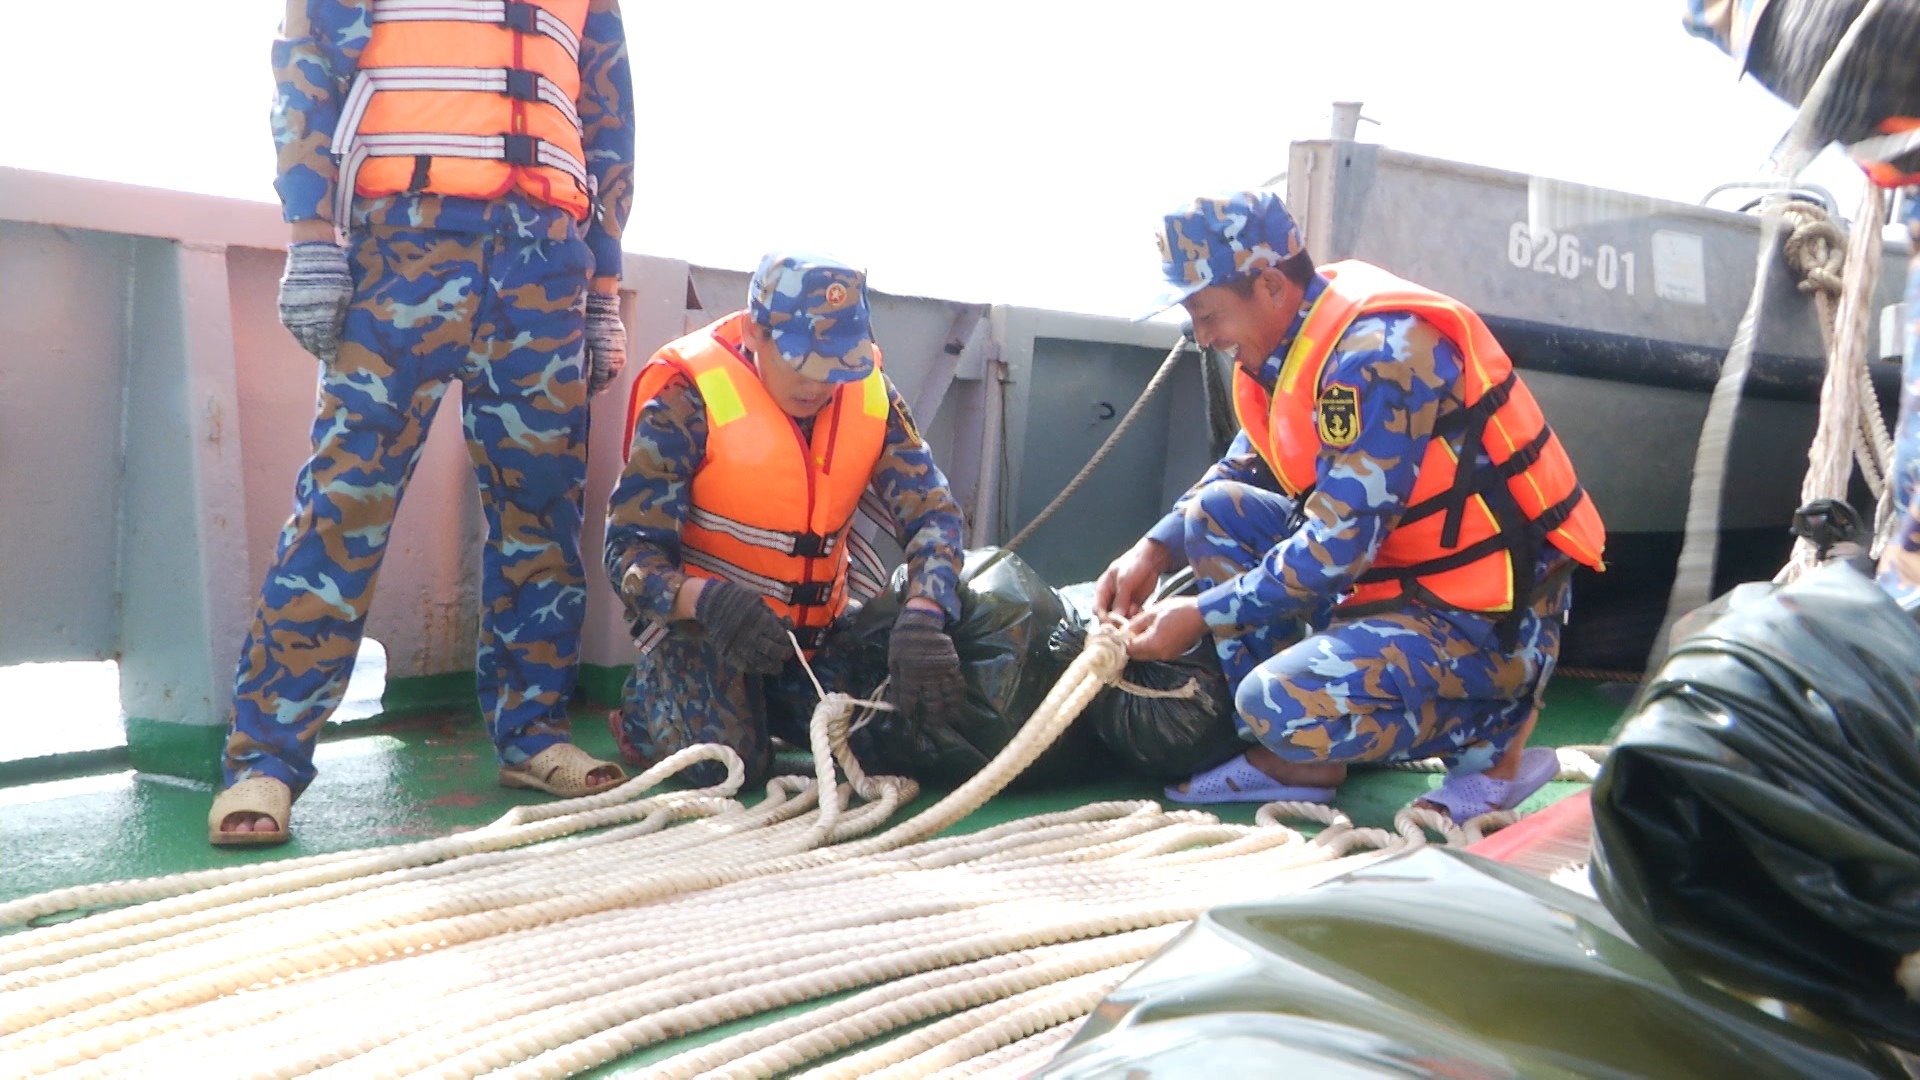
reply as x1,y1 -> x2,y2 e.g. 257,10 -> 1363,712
1590,561 -> 1920,1051
1036,848 -> 1905,1078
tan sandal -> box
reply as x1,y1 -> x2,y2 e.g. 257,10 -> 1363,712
208,776 -> 293,847
498,743 -> 627,798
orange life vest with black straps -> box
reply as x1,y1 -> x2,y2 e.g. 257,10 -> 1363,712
1233,260 -> 1606,621
623,313 -> 891,648
331,0 -> 593,226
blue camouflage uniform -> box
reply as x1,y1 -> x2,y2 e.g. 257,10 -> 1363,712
1146,193 -> 1573,778
605,256 -> 965,788
1879,200 -> 1920,604
222,0 -> 636,794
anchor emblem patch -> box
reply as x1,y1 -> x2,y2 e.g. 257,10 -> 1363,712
1316,383 -> 1361,448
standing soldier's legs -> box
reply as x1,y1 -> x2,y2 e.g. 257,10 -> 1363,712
224,227 -> 484,794
461,226 -> 593,767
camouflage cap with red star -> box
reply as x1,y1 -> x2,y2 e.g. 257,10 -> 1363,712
747,251 -> 877,384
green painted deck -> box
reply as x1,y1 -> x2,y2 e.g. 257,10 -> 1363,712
0,678 -> 1629,1074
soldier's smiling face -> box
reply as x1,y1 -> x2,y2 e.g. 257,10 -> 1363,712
1180,268 -> 1303,372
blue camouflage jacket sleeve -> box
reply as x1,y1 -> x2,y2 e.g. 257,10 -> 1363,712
1196,313 -> 1463,635
604,373 -> 705,626
871,379 -> 966,624
271,0 -> 372,224
1144,430 -> 1276,558
579,0 -> 636,279
604,373 -> 967,627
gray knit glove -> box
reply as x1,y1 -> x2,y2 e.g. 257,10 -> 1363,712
277,241 -> 353,369
585,291 -> 627,396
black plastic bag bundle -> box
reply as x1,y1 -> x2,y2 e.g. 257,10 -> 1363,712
1050,587 -> 1244,782
1590,561 -> 1920,1051
1037,848 -> 1905,1079
836,548 -> 1113,788
1736,0 -> 1920,177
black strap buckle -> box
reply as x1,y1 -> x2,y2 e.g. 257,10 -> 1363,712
504,68 -> 540,102
502,1 -> 538,34
789,581 -> 834,607
500,133 -> 540,166
790,532 -> 833,558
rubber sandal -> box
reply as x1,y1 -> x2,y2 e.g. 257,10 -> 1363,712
208,776 -> 293,847
499,743 -> 628,798
1163,753 -> 1337,806
1416,746 -> 1561,822
606,709 -> 653,768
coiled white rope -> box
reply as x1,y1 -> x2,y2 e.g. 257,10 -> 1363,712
0,625 -> 1569,1078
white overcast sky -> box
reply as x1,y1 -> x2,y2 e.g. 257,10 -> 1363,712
0,0 -> 1868,315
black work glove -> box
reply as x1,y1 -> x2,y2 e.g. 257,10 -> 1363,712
694,580 -> 790,676
887,607 -> 966,726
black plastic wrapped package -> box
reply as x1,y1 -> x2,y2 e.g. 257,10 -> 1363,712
837,548 -> 1113,787
1590,561 -> 1920,1051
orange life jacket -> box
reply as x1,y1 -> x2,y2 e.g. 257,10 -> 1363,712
331,0 -> 592,226
1233,260 -> 1606,624
624,313 -> 892,648
1857,117 -> 1920,188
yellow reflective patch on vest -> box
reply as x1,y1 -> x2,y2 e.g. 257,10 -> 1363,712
1278,334 -> 1316,397
862,372 -> 888,419
1316,384 -> 1361,448
695,368 -> 746,427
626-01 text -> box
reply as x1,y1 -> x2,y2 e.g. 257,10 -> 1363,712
1507,223 -> 1636,295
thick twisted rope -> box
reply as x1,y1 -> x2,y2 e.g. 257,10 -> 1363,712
0,623 -> 1588,1078
1778,188 -> 1892,582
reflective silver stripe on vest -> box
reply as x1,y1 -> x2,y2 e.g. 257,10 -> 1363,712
843,519 -> 888,606
372,0 -> 581,62
336,66 -> 581,145
332,132 -> 589,228
686,506 -> 839,558
681,548 -> 806,604
857,488 -> 902,542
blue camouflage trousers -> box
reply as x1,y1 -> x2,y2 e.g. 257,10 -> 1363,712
611,620 -> 868,790
1183,481 -> 1569,776
224,218 -> 592,793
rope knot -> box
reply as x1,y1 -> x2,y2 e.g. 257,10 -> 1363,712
1779,203 -> 1846,297
1083,623 -> 1131,684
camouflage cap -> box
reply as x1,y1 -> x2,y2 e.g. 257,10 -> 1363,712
747,251 -> 877,384
1150,190 -> 1306,312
